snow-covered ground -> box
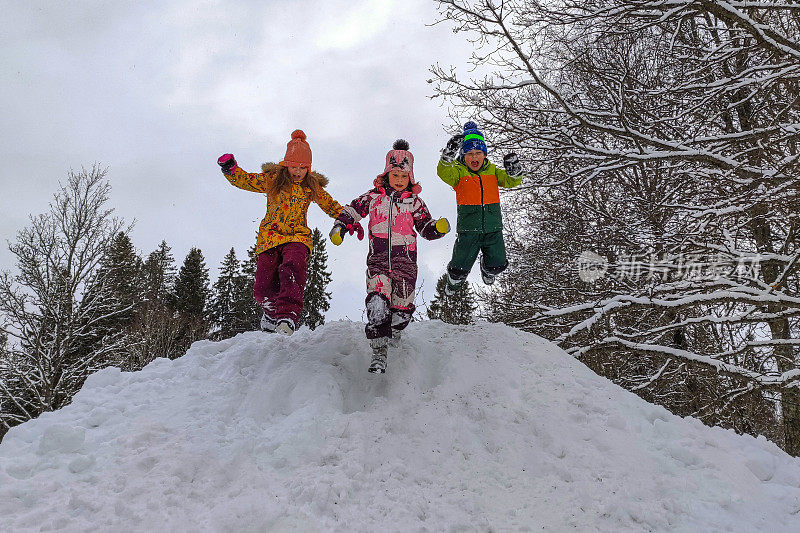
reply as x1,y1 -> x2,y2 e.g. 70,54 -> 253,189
1,321 -> 799,532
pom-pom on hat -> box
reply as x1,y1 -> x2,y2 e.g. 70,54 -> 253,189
280,129 -> 312,168
461,121 -> 487,155
376,139 -> 421,194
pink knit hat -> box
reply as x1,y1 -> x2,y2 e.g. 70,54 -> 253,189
376,139 -> 421,194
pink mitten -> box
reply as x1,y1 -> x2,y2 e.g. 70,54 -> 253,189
217,154 -> 237,175
347,221 -> 365,241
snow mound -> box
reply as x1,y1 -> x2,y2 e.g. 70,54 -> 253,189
1,320 -> 799,531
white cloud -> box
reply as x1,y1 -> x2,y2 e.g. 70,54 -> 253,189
314,1 -> 396,51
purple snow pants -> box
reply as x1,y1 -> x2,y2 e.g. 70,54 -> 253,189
253,242 -> 308,324
364,252 -> 417,339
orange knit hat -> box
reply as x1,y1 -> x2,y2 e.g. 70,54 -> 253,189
279,129 -> 312,168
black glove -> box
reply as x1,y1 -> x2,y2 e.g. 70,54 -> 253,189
503,152 -> 522,177
441,134 -> 463,162
217,154 -> 237,176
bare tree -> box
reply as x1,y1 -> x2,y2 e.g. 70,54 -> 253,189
0,166 -> 128,434
433,0 -> 800,453
122,301 -> 186,370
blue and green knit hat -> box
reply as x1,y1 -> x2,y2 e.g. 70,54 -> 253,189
461,121 -> 487,155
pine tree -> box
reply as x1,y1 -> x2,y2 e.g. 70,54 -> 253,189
172,247 -> 212,352
175,248 -> 211,318
301,228 -> 333,330
93,232 -> 142,327
427,274 -> 477,325
71,231 -> 142,367
126,240 -> 183,364
209,248 -> 255,340
141,240 -> 177,307
239,245 -> 263,332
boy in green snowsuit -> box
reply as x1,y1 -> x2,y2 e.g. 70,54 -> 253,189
437,121 -> 523,295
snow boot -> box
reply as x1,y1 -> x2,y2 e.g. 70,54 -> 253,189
388,330 -> 402,348
275,318 -> 296,336
480,255 -> 496,285
445,272 -> 464,296
368,338 -> 388,374
260,313 -> 277,333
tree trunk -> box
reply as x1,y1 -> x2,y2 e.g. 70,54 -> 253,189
752,207 -> 800,455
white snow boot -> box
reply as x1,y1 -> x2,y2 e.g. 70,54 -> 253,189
275,318 -> 296,336
368,338 -> 388,374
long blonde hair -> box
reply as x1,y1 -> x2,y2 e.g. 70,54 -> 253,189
262,164 -> 329,201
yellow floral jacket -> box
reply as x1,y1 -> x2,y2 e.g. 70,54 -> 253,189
225,163 -> 343,254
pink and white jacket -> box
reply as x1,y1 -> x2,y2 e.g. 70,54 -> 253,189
337,178 -> 445,274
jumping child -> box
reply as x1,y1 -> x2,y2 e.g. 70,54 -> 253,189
437,121 -> 523,295
331,140 -> 450,373
217,129 -> 344,336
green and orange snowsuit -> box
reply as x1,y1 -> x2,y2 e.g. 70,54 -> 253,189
437,158 -> 522,280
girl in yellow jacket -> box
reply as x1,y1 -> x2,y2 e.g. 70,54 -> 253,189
217,130 -> 344,335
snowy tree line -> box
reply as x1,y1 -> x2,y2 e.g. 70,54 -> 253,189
435,0 -> 800,455
0,168 -> 334,439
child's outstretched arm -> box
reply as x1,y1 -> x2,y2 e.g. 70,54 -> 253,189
437,159 -> 463,188
413,198 -> 450,241
217,154 -> 273,193
314,188 -> 344,219
338,192 -> 371,225
329,192 -> 371,246
437,134 -> 465,187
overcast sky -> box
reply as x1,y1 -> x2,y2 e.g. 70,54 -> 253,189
1,0 -> 487,321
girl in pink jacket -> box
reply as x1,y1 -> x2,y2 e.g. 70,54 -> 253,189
330,140 -> 450,373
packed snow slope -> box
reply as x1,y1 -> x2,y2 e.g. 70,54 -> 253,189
2,321 -> 800,532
